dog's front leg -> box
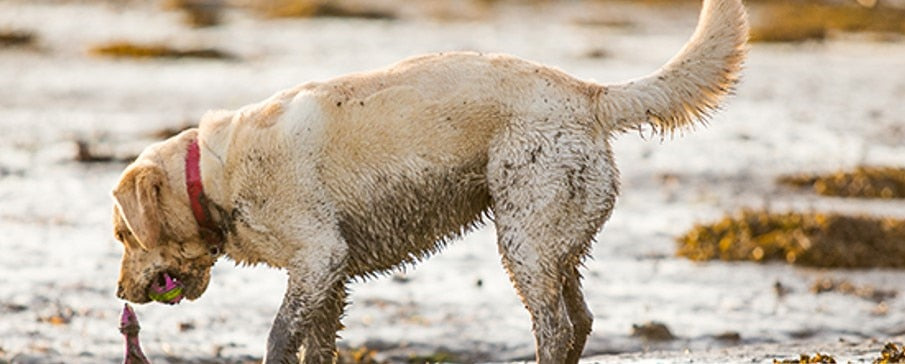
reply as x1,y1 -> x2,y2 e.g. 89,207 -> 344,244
264,240 -> 348,364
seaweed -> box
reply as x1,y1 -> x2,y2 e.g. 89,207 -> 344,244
779,166 -> 905,199
811,277 -> 897,303
337,346 -> 383,364
751,3 -> 905,43
405,351 -> 459,364
256,0 -> 396,20
89,41 -> 234,60
874,342 -> 905,364
631,321 -> 676,341
0,30 -> 35,47
162,0 -> 224,27
677,210 -> 905,268
151,124 -> 194,140
74,140 -> 135,164
774,353 -> 837,364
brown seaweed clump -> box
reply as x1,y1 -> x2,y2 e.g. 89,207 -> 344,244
404,352 -> 460,364
677,210 -> 905,268
779,166 -> 905,199
336,346 -> 383,364
811,277 -> 897,303
631,321 -> 676,342
0,30 -> 35,47
255,0 -> 396,20
874,342 -> 905,364
774,353 -> 837,364
162,0 -> 224,27
89,41 -> 233,60
751,3 -> 905,42
73,140 -> 138,164
151,124 -> 194,140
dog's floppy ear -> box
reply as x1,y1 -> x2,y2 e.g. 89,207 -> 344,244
113,162 -> 167,250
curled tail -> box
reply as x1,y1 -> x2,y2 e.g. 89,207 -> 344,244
596,0 -> 749,135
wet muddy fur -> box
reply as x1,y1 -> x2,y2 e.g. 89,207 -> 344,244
111,0 -> 748,362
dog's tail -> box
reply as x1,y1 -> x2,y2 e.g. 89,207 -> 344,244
595,0 -> 748,136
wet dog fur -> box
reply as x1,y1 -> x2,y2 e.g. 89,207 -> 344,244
112,1 -> 748,362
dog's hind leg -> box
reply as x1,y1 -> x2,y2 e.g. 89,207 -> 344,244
488,118 -> 617,364
563,266 -> 593,364
494,228 -> 600,364
495,232 -> 573,364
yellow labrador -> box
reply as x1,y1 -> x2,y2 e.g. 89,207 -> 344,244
112,1 -> 747,362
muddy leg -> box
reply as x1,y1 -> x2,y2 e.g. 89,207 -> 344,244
563,267 -> 593,364
497,237 -> 573,364
487,117 -> 615,363
264,243 -> 348,364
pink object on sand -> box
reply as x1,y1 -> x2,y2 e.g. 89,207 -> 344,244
120,303 -> 151,364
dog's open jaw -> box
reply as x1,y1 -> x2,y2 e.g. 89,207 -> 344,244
116,251 -> 214,304
148,272 -> 184,304
113,232 -> 216,304
153,258 -> 215,302
117,259 -> 212,307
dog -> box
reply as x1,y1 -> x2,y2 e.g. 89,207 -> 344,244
111,1 -> 747,362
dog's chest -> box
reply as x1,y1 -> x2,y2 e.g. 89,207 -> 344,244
335,159 -> 492,277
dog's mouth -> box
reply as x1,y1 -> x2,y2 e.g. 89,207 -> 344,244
147,272 -> 185,305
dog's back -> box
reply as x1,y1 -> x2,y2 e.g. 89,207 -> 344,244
274,52 -> 603,276
304,0 -> 749,273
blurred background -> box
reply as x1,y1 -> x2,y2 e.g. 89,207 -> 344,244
1,0 -> 904,363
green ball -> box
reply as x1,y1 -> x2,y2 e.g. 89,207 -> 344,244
148,285 -> 184,303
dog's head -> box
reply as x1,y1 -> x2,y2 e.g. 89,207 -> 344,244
112,130 -> 219,304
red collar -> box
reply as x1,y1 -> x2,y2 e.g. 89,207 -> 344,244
185,139 -> 223,253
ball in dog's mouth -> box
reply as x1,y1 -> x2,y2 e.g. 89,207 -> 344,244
148,272 -> 184,305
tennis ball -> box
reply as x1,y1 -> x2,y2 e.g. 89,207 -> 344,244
148,273 -> 184,304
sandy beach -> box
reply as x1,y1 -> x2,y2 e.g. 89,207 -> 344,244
1,1 -> 904,362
